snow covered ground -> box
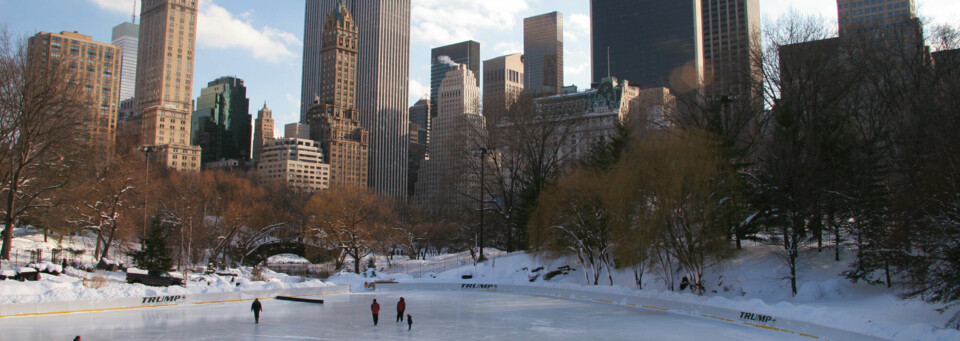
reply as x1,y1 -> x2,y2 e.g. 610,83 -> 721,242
0,291 -> 813,340
0,228 -> 333,305
2,228 -> 959,340
332,245 -> 960,341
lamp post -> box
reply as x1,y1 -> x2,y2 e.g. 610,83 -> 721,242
136,145 -> 164,245
471,147 -> 492,262
708,93 -> 739,139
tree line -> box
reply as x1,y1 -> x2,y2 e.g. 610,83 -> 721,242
515,13 -> 960,328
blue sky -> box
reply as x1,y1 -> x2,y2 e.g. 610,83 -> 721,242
2,0 -> 958,136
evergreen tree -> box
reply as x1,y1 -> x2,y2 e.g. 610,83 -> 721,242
130,217 -> 174,271
578,122 -> 629,172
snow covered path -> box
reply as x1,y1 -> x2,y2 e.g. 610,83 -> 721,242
0,291 -> 814,340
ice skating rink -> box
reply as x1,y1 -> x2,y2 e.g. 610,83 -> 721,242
0,291 -> 811,340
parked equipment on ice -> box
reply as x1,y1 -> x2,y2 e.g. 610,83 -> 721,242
275,296 -> 324,304
125,270 -> 184,286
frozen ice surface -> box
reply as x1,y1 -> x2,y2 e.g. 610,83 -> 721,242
0,291 -> 811,340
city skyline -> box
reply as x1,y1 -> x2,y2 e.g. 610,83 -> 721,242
2,0 -> 959,138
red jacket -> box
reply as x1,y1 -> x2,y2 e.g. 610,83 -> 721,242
371,302 -> 380,314
397,300 -> 405,311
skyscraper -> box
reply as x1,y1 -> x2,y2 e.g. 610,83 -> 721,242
837,0 -> 921,48
26,31 -> 121,150
253,103 -> 274,164
301,0 -> 411,197
134,0 -> 201,172
483,53 -> 524,126
415,64 -> 482,208
524,12 -> 563,96
258,125 -> 331,192
590,1 -> 703,93
305,1 -> 369,189
408,97 -> 429,197
430,41 -> 480,122
408,95 -> 429,154
192,76 -> 252,165
112,22 -> 139,102
701,0 -> 760,96
409,96 -> 430,129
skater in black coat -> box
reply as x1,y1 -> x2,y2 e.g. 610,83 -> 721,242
251,298 -> 263,323
407,314 -> 412,330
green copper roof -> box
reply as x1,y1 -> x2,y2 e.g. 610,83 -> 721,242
333,0 -> 350,25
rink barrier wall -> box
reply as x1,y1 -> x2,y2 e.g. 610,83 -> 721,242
0,285 -> 350,319
374,283 -> 888,341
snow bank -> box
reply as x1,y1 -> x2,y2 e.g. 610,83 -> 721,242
0,267 -> 334,305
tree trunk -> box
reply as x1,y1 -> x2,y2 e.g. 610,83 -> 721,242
634,263 -> 644,289
829,208 -> 840,262
102,226 -> 117,260
605,254 -> 614,286
785,222 -> 799,296
884,258 -> 891,288
790,250 -> 798,296
353,247 -> 361,274
691,270 -> 705,296
94,230 -> 104,261
2,185 -> 18,260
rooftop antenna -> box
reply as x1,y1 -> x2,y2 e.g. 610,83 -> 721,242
606,46 -> 611,79
131,0 -> 137,24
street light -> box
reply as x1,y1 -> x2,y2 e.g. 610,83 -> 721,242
707,93 -> 740,138
136,145 -> 164,244
471,147 -> 493,262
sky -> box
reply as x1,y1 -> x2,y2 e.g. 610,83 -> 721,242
2,0 -> 959,136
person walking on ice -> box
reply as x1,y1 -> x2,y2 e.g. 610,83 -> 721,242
251,298 -> 263,324
371,299 -> 380,326
407,314 -> 412,330
396,297 -> 406,322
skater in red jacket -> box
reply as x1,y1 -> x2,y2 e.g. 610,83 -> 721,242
396,297 -> 406,322
371,299 -> 380,326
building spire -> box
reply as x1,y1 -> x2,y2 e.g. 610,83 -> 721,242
333,0 -> 351,25
131,0 -> 137,24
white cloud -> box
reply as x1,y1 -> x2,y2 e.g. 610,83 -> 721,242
409,79 -> 429,101
919,0 -> 960,25
196,2 -> 301,63
88,0 -> 136,14
494,41 -> 522,55
564,13 -> 590,43
412,0 -> 529,44
564,60 -> 590,87
285,93 -> 300,108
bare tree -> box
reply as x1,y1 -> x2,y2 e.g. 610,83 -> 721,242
304,186 -> 391,274
530,170 -> 614,286
157,171 -> 212,267
750,11 -> 856,296
500,92 -> 580,251
64,156 -> 139,260
0,29 -> 84,260
644,133 -> 733,295
206,172 -> 271,266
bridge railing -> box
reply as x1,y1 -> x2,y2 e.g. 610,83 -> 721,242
266,250 -> 508,279
264,263 -> 336,279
